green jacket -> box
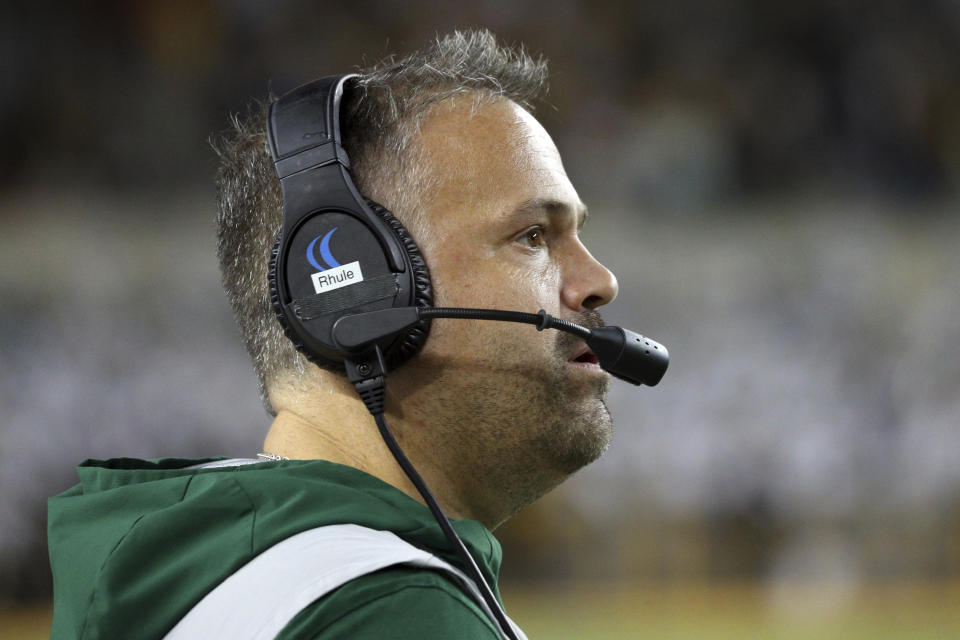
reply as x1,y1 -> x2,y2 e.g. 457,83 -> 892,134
48,457 -> 508,639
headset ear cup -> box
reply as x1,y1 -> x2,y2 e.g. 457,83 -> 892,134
363,199 -> 433,369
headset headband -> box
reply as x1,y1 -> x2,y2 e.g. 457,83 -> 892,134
268,74 -> 352,178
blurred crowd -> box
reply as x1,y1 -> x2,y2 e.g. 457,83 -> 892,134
1,0 -> 958,201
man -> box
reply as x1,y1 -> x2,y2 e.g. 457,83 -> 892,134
48,30 -> 620,639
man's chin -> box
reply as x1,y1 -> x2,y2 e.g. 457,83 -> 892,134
540,396 -> 613,476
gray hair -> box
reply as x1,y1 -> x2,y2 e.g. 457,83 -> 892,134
213,29 -> 548,414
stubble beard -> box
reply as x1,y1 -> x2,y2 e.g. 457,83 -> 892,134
422,312 -> 614,522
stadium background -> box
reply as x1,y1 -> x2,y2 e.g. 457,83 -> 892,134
1,1 -> 958,637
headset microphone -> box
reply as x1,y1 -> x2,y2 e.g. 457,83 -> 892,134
331,306 -> 669,387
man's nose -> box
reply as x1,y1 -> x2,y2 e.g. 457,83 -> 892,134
561,243 -> 619,312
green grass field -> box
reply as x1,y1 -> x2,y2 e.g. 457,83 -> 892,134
502,580 -> 960,640
4,580 -> 957,639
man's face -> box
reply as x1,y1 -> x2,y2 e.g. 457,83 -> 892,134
391,97 -> 619,519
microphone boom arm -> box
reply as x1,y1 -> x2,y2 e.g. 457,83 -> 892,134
332,306 -> 669,387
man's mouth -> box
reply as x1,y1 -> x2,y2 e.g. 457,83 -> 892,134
567,346 -> 600,367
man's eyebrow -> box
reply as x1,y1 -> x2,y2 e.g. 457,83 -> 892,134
509,198 -> 590,230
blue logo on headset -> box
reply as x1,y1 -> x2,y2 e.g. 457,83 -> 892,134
305,227 -> 364,294
306,228 -> 342,271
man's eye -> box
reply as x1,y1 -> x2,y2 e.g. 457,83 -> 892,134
520,227 -> 546,249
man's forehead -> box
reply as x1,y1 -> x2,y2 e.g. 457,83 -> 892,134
418,97 -> 557,165
417,97 -> 580,224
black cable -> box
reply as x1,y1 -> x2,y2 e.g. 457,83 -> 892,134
371,410 -> 519,640
418,307 -> 592,340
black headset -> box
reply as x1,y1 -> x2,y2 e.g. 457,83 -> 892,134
266,74 -> 669,640
266,74 -> 434,374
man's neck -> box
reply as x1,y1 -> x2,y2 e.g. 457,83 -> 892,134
262,389 -> 495,526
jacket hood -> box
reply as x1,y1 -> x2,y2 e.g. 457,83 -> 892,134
48,457 -> 501,640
